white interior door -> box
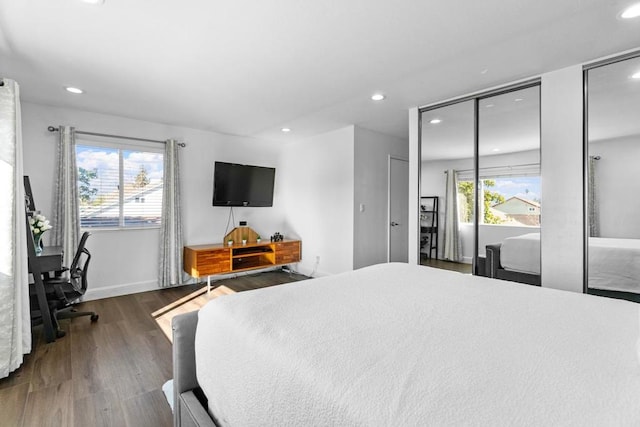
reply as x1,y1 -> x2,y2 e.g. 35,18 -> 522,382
389,157 -> 409,262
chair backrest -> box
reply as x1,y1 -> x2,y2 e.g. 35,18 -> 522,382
69,231 -> 91,271
67,247 -> 91,296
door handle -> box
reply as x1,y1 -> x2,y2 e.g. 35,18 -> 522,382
390,222 -> 399,226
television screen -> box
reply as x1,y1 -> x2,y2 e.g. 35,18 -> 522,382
213,161 -> 275,207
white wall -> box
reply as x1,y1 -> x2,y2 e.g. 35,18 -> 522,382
590,135 -> 640,238
353,126 -> 408,269
279,126 -> 355,276
540,65 -> 584,293
22,102 -> 285,299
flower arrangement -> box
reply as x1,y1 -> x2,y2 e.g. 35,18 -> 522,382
29,213 -> 52,254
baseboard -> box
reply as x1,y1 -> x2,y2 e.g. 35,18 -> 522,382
82,280 -> 160,301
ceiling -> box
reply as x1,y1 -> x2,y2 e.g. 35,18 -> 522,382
422,86 -> 541,161
1,0 -> 639,143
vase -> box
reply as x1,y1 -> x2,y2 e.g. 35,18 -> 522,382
34,233 -> 43,255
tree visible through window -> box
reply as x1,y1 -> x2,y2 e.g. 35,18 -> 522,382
457,175 -> 540,226
76,144 -> 164,228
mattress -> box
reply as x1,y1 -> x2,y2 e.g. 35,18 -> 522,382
589,237 -> 640,293
499,232 -> 541,275
195,263 -> 640,426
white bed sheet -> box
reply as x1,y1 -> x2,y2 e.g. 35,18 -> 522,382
499,232 -> 540,275
195,263 -> 640,426
589,237 -> 640,293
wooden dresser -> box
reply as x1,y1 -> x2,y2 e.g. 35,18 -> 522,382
183,239 -> 301,279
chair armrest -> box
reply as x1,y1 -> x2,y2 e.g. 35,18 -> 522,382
485,243 -> 502,278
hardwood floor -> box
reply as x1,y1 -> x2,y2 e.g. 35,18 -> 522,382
420,257 -> 472,274
0,269 -> 308,427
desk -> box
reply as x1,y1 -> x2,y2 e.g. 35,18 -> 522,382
28,245 -> 63,342
32,246 -> 63,274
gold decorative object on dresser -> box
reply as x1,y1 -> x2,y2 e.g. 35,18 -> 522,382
183,227 -> 301,290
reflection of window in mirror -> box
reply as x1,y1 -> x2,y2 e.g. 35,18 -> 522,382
477,85 -> 541,286
586,54 -> 640,302
420,100 -> 474,274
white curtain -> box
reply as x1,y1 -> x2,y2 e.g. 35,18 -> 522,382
588,156 -> 599,238
158,139 -> 184,287
0,79 -> 31,378
443,169 -> 462,262
51,126 -> 80,265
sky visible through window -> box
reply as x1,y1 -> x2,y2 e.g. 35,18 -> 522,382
491,176 -> 541,202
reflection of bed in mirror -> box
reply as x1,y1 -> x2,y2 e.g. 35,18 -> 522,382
487,233 -> 640,294
486,233 -> 541,286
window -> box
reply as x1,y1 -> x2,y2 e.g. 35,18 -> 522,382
457,174 -> 540,226
76,143 -> 164,228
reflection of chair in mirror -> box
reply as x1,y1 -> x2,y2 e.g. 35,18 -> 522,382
42,232 -> 98,337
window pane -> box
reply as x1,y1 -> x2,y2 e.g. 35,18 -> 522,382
482,176 -> 540,226
76,144 -> 164,228
122,150 -> 163,227
77,145 -> 120,228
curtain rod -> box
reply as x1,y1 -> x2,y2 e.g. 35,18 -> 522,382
444,162 -> 540,174
47,126 -> 186,147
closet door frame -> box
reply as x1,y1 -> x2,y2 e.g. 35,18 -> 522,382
417,79 -> 541,273
582,50 -> 640,294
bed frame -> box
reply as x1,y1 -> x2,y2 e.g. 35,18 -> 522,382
485,243 -> 540,286
172,311 -> 218,427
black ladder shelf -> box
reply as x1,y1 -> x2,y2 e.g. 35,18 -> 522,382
420,196 -> 439,259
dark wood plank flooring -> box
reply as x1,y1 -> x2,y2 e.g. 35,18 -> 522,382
420,258 -> 472,274
0,269 -> 308,427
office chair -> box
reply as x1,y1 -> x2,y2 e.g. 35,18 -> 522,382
43,231 -> 99,338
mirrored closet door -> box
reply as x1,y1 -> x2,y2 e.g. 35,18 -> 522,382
420,100 -> 474,273
477,86 -> 541,285
585,53 -> 640,301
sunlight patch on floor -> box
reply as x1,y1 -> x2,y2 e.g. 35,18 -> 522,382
152,285 -> 236,342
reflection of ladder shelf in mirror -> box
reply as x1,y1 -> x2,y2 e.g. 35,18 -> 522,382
420,196 -> 438,259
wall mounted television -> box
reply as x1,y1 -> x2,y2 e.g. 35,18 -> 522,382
212,161 -> 276,207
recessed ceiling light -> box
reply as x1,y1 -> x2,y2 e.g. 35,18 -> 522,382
82,0 -> 105,4
281,128 -> 291,133
429,119 -> 442,124
514,98 -> 523,102
631,71 -> 640,79
65,86 -> 84,94
621,3 -> 640,18
492,148 -> 501,152
485,104 -> 494,108
371,93 -> 385,101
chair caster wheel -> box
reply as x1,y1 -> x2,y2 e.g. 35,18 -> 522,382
90,314 -> 99,322
56,329 -> 66,338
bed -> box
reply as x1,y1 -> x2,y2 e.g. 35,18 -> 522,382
172,263 -> 640,426
486,233 -> 640,292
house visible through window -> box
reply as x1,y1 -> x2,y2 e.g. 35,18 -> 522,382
76,143 -> 164,228
457,174 -> 541,226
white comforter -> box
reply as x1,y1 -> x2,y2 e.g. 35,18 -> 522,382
499,232 -> 540,275
195,263 -> 640,426
498,233 -> 640,292
589,237 -> 640,292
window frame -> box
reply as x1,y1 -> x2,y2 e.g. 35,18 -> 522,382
75,138 -> 164,231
